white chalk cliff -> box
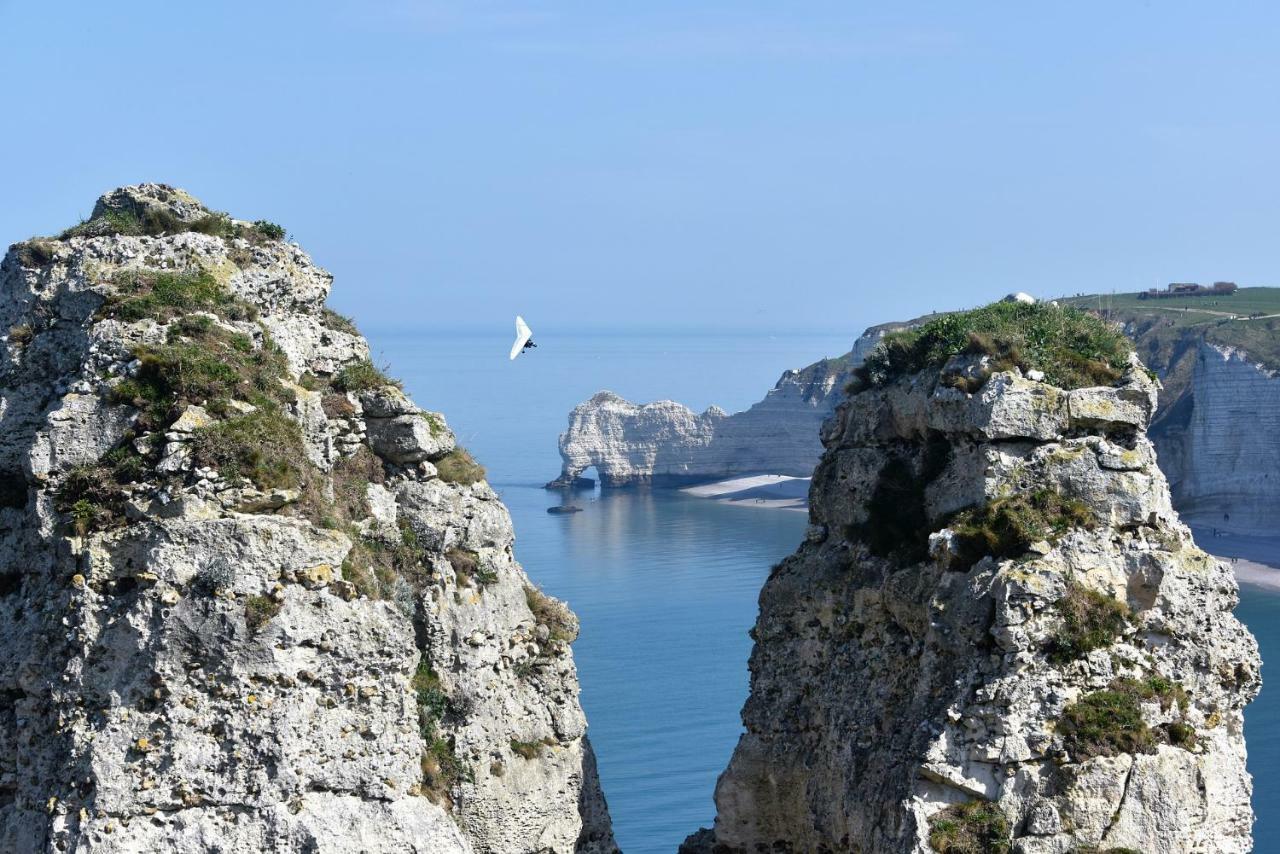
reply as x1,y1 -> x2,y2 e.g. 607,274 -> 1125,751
0,185 -> 615,853
684,350 -> 1260,852
1151,341 -> 1280,535
549,324 -> 905,488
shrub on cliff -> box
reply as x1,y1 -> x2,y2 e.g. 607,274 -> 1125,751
1046,582 -> 1131,664
60,209 -> 285,243
332,359 -> 400,392
1059,676 -> 1191,759
436,448 -> 486,486
189,408 -> 308,490
99,268 -> 256,323
950,489 -> 1094,565
927,801 -> 1011,853
115,319 -> 290,422
15,239 -> 56,268
853,301 -> 1131,391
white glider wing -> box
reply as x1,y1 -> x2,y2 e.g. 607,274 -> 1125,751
510,315 -> 533,360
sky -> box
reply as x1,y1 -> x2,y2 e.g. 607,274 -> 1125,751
2,1 -> 1279,337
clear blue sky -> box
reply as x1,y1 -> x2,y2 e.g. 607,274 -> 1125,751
2,1 -> 1278,336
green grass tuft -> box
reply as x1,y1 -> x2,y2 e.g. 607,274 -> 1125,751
949,489 -> 1095,566
321,307 -> 360,335
15,239 -> 56,268
59,208 -> 285,244
524,585 -> 578,643
332,359 -> 400,392
435,448 -> 486,486
1046,583 -> 1131,664
99,268 -> 256,323
244,594 -> 281,633
1059,676 -> 1192,760
189,408 -> 308,490
926,801 -> 1011,853
117,320 -> 290,425
509,739 -> 550,760
854,301 -> 1132,392
55,464 -> 133,535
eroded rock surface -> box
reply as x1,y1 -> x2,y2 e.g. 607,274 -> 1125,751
685,350 -> 1259,852
0,185 -> 615,853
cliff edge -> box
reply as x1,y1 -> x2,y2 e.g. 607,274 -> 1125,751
684,302 -> 1260,853
0,185 -> 616,853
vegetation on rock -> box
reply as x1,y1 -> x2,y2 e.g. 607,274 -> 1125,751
14,239 -> 56,268
98,268 -> 257,323
1046,582 -> 1131,664
510,739 -> 549,760
59,208 -> 285,244
244,594 -> 282,633
413,658 -> 470,802
7,324 -> 33,345
950,489 -> 1094,565
853,301 -> 1132,392
56,463 -> 132,535
321,306 -> 360,335
525,585 -> 578,643
190,408 -> 308,490
1059,676 -> 1192,759
926,801 -> 1011,853
332,359 -> 399,392
436,448 -> 486,485
446,547 -> 496,586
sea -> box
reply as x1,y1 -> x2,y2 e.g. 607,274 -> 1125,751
369,327 -> 1280,854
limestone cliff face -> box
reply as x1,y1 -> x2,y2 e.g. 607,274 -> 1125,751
1150,341 -> 1280,534
0,185 -> 615,853
549,331 -> 904,488
685,355 -> 1260,852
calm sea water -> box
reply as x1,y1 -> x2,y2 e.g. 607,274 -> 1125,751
369,327 -> 1280,854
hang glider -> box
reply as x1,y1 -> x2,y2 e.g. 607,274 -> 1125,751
510,315 -> 537,360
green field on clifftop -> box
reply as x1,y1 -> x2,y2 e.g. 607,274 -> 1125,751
1064,287 -> 1280,376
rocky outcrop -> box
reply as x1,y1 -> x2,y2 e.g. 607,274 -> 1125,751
549,323 -> 911,489
685,349 -> 1260,851
1150,342 -> 1280,534
0,185 -> 615,853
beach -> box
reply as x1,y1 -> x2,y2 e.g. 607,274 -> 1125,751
681,474 -> 810,511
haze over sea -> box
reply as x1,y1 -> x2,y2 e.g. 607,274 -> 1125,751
372,327 -> 1280,854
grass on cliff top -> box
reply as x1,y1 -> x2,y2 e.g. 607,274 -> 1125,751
853,301 -> 1132,391
59,207 -> 285,244
927,801 -> 1011,853
1065,287 -> 1280,376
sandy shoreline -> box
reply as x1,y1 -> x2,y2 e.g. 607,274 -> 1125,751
1191,526 -> 1280,591
680,474 -> 809,511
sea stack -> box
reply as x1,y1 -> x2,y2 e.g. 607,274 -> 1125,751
684,303 -> 1260,852
0,185 -> 615,853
